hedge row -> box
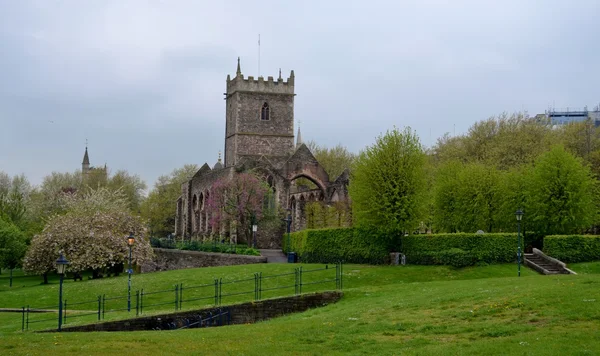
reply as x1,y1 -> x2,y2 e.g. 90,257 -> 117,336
544,235 -> 600,263
284,227 -> 397,264
402,233 -> 521,266
285,229 -> 521,267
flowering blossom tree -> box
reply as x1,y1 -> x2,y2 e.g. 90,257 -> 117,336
206,173 -> 269,243
23,188 -> 153,282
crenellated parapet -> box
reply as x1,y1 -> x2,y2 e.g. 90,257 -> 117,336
226,57 -> 294,96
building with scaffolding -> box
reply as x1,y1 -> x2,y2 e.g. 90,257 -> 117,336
538,106 -> 600,127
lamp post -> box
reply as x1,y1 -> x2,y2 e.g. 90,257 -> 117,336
55,254 -> 69,332
515,209 -> 524,277
127,233 -> 135,312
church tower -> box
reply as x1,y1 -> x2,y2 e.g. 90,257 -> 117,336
224,58 -> 295,167
82,146 -> 90,176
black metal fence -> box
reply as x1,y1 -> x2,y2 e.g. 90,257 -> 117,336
21,263 -> 343,331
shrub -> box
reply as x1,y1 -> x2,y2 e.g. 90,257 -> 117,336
544,235 -> 600,262
286,229 -> 520,266
284,227 -> 399,264
150,238 -> 259,256
401,233 -> 519,266
150,237 -> 176,249
434,248 -> 477,268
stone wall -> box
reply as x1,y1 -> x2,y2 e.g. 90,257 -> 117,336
57,291 -> 342,332
141,248 -> 267,273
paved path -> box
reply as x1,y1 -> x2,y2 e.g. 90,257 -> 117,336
259,249 -> 288,263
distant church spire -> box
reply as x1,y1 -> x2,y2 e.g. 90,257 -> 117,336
278,68 -> 282,80
296,122 -> 302,148
236,57 -> 241,76
82,143 -> 90,177
82,146 -> 90,165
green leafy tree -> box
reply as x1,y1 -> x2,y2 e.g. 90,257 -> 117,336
349,126 -> 427,231
433,161 -> 463,232
0,173 -> 32,224
526,146 -> 598,235
434,162 -> 508,233
140,164 -> 199,237
27,171 -> 83,221
432,113 -> 554,169
496,166 -> 531,232
455,163 -> 503,233
306,141 -> 355,180
0,218 -> 27,283
106,170 -> 147,212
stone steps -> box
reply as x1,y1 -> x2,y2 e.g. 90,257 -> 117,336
524,252 -> 571,275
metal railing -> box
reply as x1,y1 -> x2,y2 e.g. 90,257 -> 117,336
21,263 -> 343,331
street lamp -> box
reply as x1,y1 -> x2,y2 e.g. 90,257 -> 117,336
127,233 -> 135,312
55,253 -> 69,332
515,209 -> 524,277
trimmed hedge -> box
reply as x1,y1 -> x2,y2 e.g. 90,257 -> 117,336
284,227 -> 398,264
402,233 -> 520,266
285,229 -> 521,267
544,235 -> 600,262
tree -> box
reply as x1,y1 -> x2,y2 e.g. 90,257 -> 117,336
454,163 -> 503,233
496,165 -> 530,232
432,113 -> 554,169
0,190 -> 27,226
432,161 -> 463,232
0,218 -> 27,286
349,126 -> 427,231
306,141 -> 355,179
526,146 -> 598,235
140,164 -> 199,237
0,173 -> 32,225
23,188 -> 153,282
206,173 -> 269,244
27,171 -> 83,221
106,170 -> 147,212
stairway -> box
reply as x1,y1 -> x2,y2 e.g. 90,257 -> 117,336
524,249 -> 576,275
259,249 -> 288,263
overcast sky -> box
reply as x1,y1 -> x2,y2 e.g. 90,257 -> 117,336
1,0 -> 599,188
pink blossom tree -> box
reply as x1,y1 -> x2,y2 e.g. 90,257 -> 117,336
206,173 -> 269,244
23,188 -> 154,282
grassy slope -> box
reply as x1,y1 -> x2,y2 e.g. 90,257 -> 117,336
0,263 -> 599,355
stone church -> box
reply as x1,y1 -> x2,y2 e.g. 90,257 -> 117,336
174,59 -> 350,247
81,146 -> 108,182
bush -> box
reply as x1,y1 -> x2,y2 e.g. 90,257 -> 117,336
150,237 -> 176,249
401,233 -> 519,266
285,229 -> 520,267
544,235 -> 600,262
434,248 -> 477,268
150,238 -> 260,256
284,227 -> 399,264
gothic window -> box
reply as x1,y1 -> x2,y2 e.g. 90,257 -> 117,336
261,102 -> 270,121
263,175 -> 275,211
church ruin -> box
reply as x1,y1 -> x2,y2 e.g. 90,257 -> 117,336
174,59 -> 350,247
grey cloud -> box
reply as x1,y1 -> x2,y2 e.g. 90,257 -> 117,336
1,0 -> 600,187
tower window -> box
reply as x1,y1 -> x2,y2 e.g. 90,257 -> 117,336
261,102 -> 270,121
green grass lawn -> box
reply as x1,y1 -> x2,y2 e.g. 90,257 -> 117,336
0,262 -> 599,355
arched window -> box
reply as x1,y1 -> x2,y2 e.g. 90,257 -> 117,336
261,102 -> 270,121
264,175 -> 275,211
